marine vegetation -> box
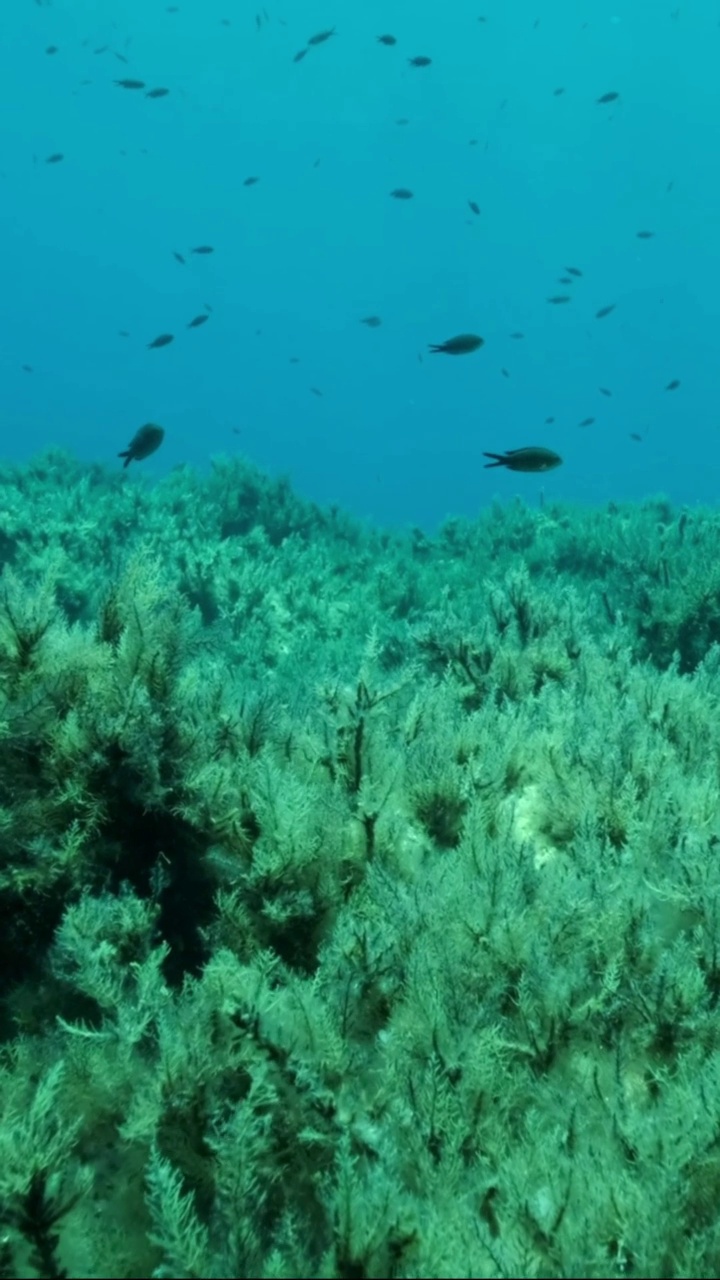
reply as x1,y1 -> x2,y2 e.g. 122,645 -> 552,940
1,454 -> 720,1278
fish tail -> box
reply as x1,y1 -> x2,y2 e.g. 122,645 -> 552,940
118,450 -> 131,467
483,453 -> 505,468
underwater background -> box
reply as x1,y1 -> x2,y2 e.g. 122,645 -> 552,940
4,2 -> 719,524
4,4 -> 720,1280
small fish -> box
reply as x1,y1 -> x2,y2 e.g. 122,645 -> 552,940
390,187 -> 414,199
115,78 -> 145,89
377,34 -> 397,45
173,251 -> 185,264
578,417 -> 595,427
361,315 -> 382,327
45,153 -> 64,164
118,330 -> 130,337
243,175 -> 259,186
148,333 -> 174,348
311,387 -> 323,396
118,423 -> 165,466
597,91 -> 619,104
146,87 -> 170,98
408,56 -> 432,67
595,304 -> 616,318
547,295 -> 571,304
665,378 -> 680,390
553,87 -> 565,96
565,266 -> 583,277
187,314 -> 209,328
636,230 -> 654,239
599,387 -> 612,396
510,332 -> 524,339
483,446 -> 562,472
308,28 -> 335,45
190,245 -> 214,254
545,417 -> 555,425
557,277 -> 573,285
396,118 -> 409,125
46,45 -> 58,55
293,48 -> 308,62
501,368 -> 510,378
629,432 -> 643,442
21,364 -> 33,373
468,200 -> 481,215
429,333 -> 484,355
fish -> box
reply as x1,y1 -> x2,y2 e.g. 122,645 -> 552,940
293,48 -> 308,62
665,379 -> 680,390
390,188 -> 414,199
636,230 -> 655,239
599,387 -> 612,396
483,447 -> 562,472
118,423 -> 165,466
595,304 -> 616,318
510,332 -> 524,339
428,333 -> 484,355
308,29 -> 335,45
578,417 -> 595,427
468,200 -> 481,215
565,266 -> 583,277
45,153 -> 64,164
148,333 -> 174,348
115,78 -> 145,89
408,56 -> 432,67
361,315 -> 382,327
187,314 -> 209,328
243,175 -> 259,185
173,251 -> 185,264
377,34 -> 397,45
597,91 -> 619,104
146,87 -> 170,98
190,245 -> 214,254
547,295 -> 571,304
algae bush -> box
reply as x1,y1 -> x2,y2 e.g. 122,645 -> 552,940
2,453 -> 720,1277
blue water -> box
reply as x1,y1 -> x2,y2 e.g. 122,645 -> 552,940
2,1 -> 717,528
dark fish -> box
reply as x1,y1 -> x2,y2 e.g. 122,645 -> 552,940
547,295 -> 571,304
565,266 -> 582,277
429,333 -> 484,355
501,368 -> 510,378
483,446 -> 562,472
597,91 -> 619,103
244,175 -> 259,185
553,87 -> 565,96
468,200 -> 481,215
545,417 -> 555,424
118,423 -> 165,467
377,34 -> 397,45
118,330 -> 130,337
578,417 -> 595,427
311,387 -> 323,396
46,153 -> 64,164
665,378 -> 680,390
396,117 -> 409,125
173,251 -> 185,264
557,277 -> 573,284
408,56 -> 432,67
599,387 -> 612,396
21,365 -> 33,373
595,304 -> 615,318
148,333 -> 174,348
115,78 -> 145,89
308,28 -> 335,45
46,45 -> 58,54
629,432 -> 643,442
361,315 -> 382,327
293,48 -> 308,62
390,187 -> 414,199
187,314 -> 209,328
190,245 -> 214,254
636,230 -> 654,239
510,332 -> 524,339
146,87 -> 170,98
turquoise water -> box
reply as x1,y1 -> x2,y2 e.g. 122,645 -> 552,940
3,3 -> 717,527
